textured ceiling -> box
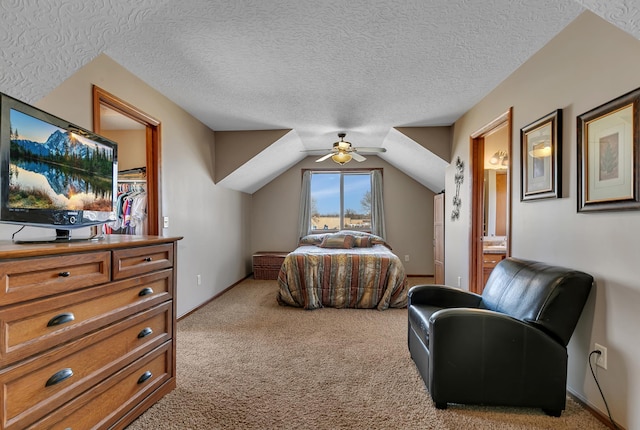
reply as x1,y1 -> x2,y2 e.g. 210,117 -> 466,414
1,0 -> 638,193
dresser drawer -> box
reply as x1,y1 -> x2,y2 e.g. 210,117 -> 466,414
482,253 -> 505,269
0,252 -> 111,306
112,244 -> 173,280
0,269 -> 173,366
0,302 -> 172,430
31,342 -> 172,430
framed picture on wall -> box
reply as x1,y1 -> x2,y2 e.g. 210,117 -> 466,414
577,87 -> 640,212
520,109 -> 562,201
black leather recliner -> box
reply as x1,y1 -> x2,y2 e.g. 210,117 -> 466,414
407,257 -> 593,417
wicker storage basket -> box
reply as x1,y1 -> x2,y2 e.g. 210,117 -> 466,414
252,252 -> 289,280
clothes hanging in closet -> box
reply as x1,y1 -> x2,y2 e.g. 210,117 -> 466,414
106,182 -> 147,235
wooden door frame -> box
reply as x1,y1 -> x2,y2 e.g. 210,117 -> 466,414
469,108 -> 512,294
92,86 -> 162,236
434,193 -> 445,284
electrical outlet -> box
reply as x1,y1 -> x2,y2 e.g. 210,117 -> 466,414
594,343 -> 608,370
457,276 -> 462,287
163,216 -> 169,228
196,274 -> 202,286
404,254 -> 410,262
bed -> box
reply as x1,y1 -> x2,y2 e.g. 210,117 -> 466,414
276,231 -> 408,310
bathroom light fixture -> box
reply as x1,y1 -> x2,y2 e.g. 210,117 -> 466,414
489,150 -> 508,167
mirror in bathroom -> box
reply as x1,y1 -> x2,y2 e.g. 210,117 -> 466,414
482,123 -> 509,253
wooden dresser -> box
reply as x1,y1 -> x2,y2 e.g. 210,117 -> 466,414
0,235 -> 181,430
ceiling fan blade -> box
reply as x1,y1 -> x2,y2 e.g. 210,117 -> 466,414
351,152 -> 366,162
354,147 -> 386,153
315,153 -> 334,162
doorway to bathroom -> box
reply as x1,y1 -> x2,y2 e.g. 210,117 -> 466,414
469,108 -> 512,294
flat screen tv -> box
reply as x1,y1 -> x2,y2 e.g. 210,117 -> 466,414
0,92 -> 118,243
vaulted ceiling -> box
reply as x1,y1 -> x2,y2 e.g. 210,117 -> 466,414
1,0 -> 638,193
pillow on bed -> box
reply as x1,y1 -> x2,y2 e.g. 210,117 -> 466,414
352,235 -> 372,247
370,237 -> 392,250
298,233 -> 329,246
319,233 -> 355,249
340,230 -> 392,249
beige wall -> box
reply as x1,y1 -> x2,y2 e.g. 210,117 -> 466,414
214,129 -> 290,182
101,128 -> 146,171
251,155 -> 435,275
396,126 -> 452,162
447,12 -> 640,429
0,54 -> 253,317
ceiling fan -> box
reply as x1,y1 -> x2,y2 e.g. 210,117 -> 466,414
308,133 -> 387,165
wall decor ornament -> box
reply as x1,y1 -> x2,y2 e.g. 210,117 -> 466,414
521,109 -> 562,201
577,87 -> 640,212
451,156 -> 464,220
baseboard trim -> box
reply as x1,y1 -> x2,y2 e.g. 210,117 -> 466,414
567,389 -> 623,430
178,274 -> 252,321
407,274 -> 434,278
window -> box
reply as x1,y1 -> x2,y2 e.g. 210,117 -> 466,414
310,171 -> 372,233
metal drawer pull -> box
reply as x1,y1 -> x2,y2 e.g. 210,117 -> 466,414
137,371 -> 152,384
46,368 -> 74,387
138,327 -> 153,338
47,312 -> 75,327
144,257 -> 153,262
58,271 -> 71,277
138,287 -> 154,297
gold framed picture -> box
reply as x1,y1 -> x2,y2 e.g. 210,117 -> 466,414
577,88 -> 640,212
521,109 -> 562,201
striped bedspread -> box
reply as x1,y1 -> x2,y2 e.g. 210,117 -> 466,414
276,244 -> 408,310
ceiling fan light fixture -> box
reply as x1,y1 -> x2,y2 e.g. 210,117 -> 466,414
332,151 -> 352,165
334,133 -> 351,150
337,140 -> 350,150
312,132 -> 381,164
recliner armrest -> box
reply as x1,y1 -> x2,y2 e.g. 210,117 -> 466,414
429,308 -> 565,353
408,284 -> 483,308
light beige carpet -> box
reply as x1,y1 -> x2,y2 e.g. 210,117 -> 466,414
126,278 -> 608,430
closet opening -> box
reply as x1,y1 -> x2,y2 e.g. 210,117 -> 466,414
92,86 -> 161,235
